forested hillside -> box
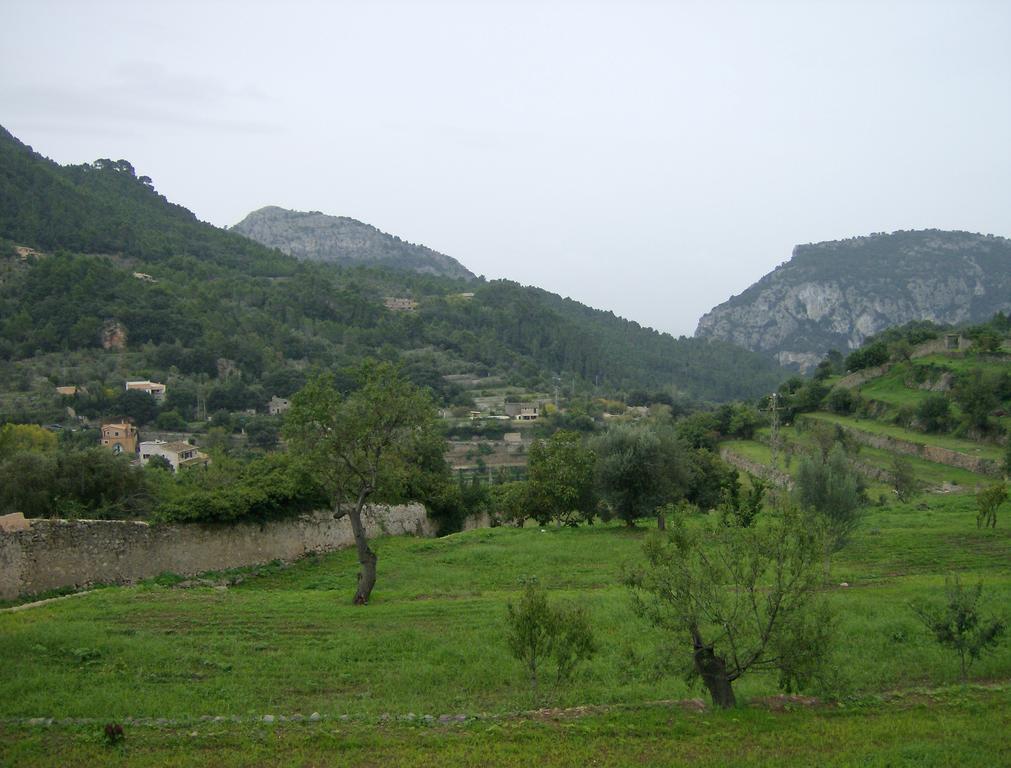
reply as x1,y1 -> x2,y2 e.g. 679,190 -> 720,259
0,126 -> 785,413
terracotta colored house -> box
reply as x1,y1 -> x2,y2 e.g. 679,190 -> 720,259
101,422 -> 138,455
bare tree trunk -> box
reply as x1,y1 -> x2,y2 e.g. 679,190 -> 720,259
692,637 -> 736,708
657,514 -> 666,531
347,494 -> 377,605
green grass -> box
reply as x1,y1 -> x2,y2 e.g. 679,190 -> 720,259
721,438 -> 775,465
912,353 -> 1011,375
3,687 -> 1010,767
857,367 -> 933,410
3,496 -> 1011,765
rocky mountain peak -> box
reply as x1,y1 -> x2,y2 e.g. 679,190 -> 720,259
231,206 -> 475,280
694,230 -> 1011,370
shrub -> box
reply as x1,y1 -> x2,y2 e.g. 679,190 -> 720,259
911,576 -> 1006,681
916,394 -> 951,433
505,581 -> 596,699
825,387 -> 857,415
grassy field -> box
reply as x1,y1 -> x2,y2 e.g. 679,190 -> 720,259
3,687 -> 1009,767
3,492 -> 1011,765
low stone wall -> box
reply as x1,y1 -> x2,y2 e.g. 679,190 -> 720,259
0,505 -> 436,601
836,363 -> 891,390
799,417 -> 1001,478
720,449 -> 793,489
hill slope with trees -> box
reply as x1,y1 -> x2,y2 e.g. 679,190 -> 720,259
0,125 -> 786,412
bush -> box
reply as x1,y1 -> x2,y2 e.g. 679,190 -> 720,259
825,387 -> 857,415
505,581 -> 596,699
916,394 -> 951,433
154,410 -> 188,431
846,341 -> 890,372
911,575 -> 1006,681
154,453 -> 326,523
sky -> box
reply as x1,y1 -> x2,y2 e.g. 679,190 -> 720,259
2,0 -> 1009,336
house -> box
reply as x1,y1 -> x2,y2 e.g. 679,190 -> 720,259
101,422 -> 138,455
139,440 -> 210,472
383,297 -> 418,312
125,380 -> 166,402
268,395 -> 291,416
14,246 -> 41,262
504,402 -> 540,421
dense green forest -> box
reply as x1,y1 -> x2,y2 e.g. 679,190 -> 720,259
0,125 -> 786,410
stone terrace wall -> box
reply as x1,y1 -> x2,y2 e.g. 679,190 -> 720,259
799,417 -> 1001,478
719,449 -> 793,489
0,505 -> 435,601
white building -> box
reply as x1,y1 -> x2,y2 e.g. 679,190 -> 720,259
139,440 -> 209,472
125,380 -> 167,402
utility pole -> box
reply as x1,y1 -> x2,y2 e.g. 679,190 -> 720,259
767,392 -> 781,469
196,373 -> 208,422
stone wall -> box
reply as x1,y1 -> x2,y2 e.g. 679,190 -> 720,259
836,363 -> 891,390
719,449 -> 793,489
0,505 -> 436,601
799,416 -> 1001,478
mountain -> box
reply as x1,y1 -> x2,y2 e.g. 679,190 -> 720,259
695,230 -> 1011,371
232,206 -> 475,280
0,125 -> 786,411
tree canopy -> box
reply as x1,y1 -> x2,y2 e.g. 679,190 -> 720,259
282,361 -> 445,604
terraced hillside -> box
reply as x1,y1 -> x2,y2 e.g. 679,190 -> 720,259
720,329 -> 1009,505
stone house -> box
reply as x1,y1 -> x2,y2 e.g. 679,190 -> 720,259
504,402 -> 540,421
268,395 -> 291,416
139,440 -> 210,472
383,297 -> 418,312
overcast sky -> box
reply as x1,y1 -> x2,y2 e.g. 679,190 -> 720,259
2,0 -> 1009,336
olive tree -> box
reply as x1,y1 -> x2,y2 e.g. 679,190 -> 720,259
794,443 -> 863,576
912,575 -> 1006,681
283,362 -> 444,605
505,581 -> 596,700
625,506 -> 832,708
592,423 -> 691,528
526,430 -> 597,526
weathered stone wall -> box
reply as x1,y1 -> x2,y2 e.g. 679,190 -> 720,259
0,505 -> 436,601
836,363 -> 891,390
798,417 -> 1001,478
719,449 -> 793,489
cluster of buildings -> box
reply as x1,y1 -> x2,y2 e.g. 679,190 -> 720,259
100,422 -> 209,472
84,378 -> 293,471
99,379 -> 207,472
